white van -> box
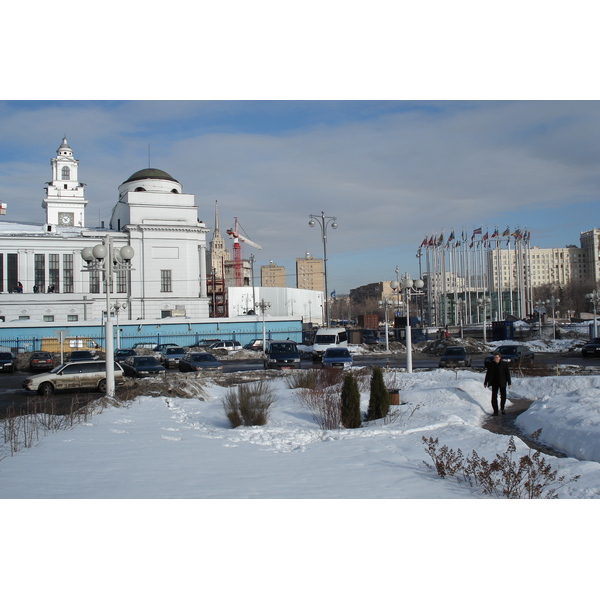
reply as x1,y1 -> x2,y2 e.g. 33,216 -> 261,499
311,327 -> 348,360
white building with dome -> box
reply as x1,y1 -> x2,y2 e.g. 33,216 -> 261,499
0,138 -> 211,323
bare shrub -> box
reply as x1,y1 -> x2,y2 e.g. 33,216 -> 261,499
223,380 -> 276,428
295,386 -> 341,430
422,430 -> 580,498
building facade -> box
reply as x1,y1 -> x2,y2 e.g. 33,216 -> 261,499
0,139 -> 211,323
261,261 -> 286,287
296,252 -> 323,291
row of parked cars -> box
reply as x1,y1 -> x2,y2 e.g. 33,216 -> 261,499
438,344 -> 535,369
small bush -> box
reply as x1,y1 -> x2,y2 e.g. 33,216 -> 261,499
422,430 -> 580,499
366,367 -> 390,421
223,380 -> 276,428
340,373 -> 361,429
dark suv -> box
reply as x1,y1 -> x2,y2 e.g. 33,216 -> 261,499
0,352 -> 15,373
264,341 -> 301,369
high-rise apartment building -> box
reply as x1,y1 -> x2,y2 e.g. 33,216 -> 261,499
261,261 -> 286,287
296,252 -> 324,291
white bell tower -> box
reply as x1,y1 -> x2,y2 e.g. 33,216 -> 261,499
42,137 -> 88,227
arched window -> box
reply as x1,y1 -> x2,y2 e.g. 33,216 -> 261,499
61,166 -> 70,180
134,187 -> 146,192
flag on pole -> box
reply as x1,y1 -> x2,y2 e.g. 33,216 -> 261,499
491,227 -> 499,238
502,226 -> 510,237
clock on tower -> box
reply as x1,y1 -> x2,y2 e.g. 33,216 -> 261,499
58,212 -> 75,226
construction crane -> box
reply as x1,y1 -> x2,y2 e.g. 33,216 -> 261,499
226,217 -> 262,287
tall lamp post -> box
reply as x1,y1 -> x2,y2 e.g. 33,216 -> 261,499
255,298 -> 272,351
81,236 -> 134,397
545,295 -> 560,340
308,211 -> 338,327
378,297 -> 395,353
477,296 -> 491,345
391,273 -> 424,373
586,290 -> 600,338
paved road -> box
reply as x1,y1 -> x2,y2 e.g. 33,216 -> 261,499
2,351 -> 600,414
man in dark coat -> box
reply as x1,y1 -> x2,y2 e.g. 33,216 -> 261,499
484,352 -> 512,416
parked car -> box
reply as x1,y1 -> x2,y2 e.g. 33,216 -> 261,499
243,339 -> 264,351
581,338 -> 600,357
190,338 -> 222,350
178,352 -> 223,372
263,340 -> 301,369
0,352 -> 15,373
484,345 -> 534,367
22,360 -> 125,396
153,343 -> 180,352
29,351 -> 54,372
208,340 -> 242,353
159,346 -> 186,368
115,349 -> 137,362
121,355 -> 166,378
66,350 -> 97,362
439,346 -> 472,368
321,347 -> 353,368
131,342 -> 156,350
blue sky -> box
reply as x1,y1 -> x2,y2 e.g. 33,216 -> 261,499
3,3 -> 600,294
1,100 -> 600,294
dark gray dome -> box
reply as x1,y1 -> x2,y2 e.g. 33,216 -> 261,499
123,168 -> 179,184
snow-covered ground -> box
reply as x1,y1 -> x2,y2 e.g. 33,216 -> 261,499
2,368 -> 598,499
2,349 -> 598,597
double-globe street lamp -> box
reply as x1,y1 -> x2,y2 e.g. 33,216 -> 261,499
391,273 -> 424,374
81,236 -> 134,397
255,298 -> 272,351
308,212 -> 338,327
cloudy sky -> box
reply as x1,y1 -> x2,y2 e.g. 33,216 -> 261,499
3,4 -> 599,294
2,100 -> 599,293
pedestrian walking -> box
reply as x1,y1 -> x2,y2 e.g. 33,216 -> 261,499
484,352 -> 512,416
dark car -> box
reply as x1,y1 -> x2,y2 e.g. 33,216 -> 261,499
264,340 -> 301,369
243,339 -> 264,351
439,346 -> 471,368
115,349 -> 137,362
66,350 -> 97,362
484,345 -> 534,367
179,352 -> 223,372
121,355 -> 166,378
0,352 -> 15,373
581,338 -> 600,357
321,347 -> 353,368
29,351 -> 54,372
160,346 -> 186,368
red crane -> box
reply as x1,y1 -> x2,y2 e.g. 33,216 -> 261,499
226,217 -> 262,287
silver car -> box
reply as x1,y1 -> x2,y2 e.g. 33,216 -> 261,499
22,360 -> 125,396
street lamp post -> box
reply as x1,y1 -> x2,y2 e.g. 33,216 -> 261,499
81,236 -> 134,397
534,299 -> 545,338
255,298 -> 272,351
308,211 -> 338,327
477,296 -> 491,345
391,273 -> 424,373
378,297 -> 394,353
586,290 -> 600,338
545,295 -> 560,340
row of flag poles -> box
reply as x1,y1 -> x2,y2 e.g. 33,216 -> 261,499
417,226 -> 533,327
